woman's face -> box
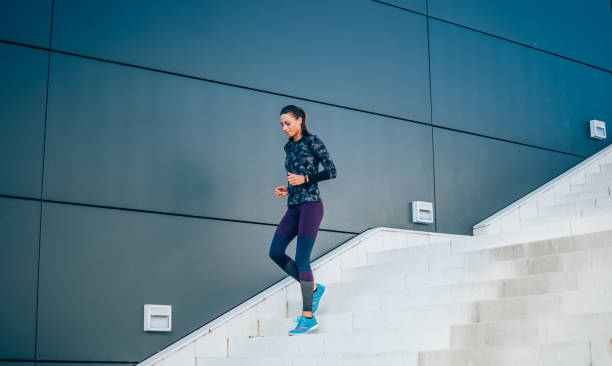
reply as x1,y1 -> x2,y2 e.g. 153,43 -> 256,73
280,113 -> 302,139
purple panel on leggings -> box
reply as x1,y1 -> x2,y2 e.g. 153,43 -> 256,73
297,201 -> 324,239
275,206 -> 298,240
298,270 -> 314,282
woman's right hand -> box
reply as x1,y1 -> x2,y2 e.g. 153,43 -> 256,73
274,185 -> 289,198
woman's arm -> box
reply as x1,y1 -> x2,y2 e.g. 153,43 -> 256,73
308,135 -> 337,183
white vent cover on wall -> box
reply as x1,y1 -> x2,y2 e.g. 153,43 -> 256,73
411,201 -> 434,224
144,304 -> 172,332
590,119 -> 606,140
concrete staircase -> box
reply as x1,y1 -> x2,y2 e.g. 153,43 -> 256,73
195,228 -> 612,366
140,145 -> 612,366
474,145 -> 612,235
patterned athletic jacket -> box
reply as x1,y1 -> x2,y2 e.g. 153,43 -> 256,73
284,134 -> 337,206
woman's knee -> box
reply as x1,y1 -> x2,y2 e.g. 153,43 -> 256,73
269,234 -> 288,264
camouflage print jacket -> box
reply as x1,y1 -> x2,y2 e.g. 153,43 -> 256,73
283,134 -> 337,206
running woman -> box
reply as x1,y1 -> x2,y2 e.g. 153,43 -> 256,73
269,104 -> 337,336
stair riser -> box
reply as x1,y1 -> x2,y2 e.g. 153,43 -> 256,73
198,353 -> 419,366
419,343 -> 591,366
228,328 -> 449,358
585,170 -> 612,184
365,242 -> 451,266
341,244 -> 612,284
468,231 -> 612,263
290,269 -> 612,314
333,247 -> 612,295
553,187 -> 610,205
538,200 -> 599,217
366,230 -> 612,268
285,291 -> 612,335
570,180 -> 612,194
451,314 -> 612,348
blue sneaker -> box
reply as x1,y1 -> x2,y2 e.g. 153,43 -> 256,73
312,283 -> 326,314
288,316 -> 318,336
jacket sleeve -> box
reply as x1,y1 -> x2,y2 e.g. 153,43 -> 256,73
309,135 -> 337,184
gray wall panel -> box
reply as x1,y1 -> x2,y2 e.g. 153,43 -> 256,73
0,43 -> 48,198
429,0 -> 612,71
374,0 -> 427,14
0,0 -> 52,48
36,202 -> 352,361
433,128 -> 583,235
429,19 -> 612,156
44,53 -> 435,233
51,0 -> 431,121
0,197 -> 40,360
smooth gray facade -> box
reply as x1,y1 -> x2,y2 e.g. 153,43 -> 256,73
1,0 -> 610,364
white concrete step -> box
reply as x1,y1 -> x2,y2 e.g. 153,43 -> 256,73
465,229 -> 612,263
530,196 -> 612,220
200,340 -> 612,365
570,179 -> 612,194
450,312 -> 612,348
601,162 -> 612,172
586,169 -> 612,184
538,197 -> 599,216
341,238 -> 612,283
364,240 -> 452,266
519,211 -> 582,228
366,229 -> 612,268
198,352 -> 419,366
264,291 -> 612,337
472,290 -> 612,323
227,326 -> 449,358
553,186 -> 610,205
289,268 -> 612,315
531,205 -> 612,227
582,204 -> 612,217
333,245 -> 612,294
458,214 -> 612,254
419,341 -> 597,366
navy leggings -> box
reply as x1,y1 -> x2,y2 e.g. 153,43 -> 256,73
269,201 -> 324,312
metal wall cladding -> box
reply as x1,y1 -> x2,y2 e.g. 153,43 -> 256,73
433,127 -> 583,235
373,0 -> 427,14
0,0 -> 52,48
36,202 -> 353,361
0,197 -> 40,360
428,0 -> 612,72
44,52 -> 435,233
429,18 -> 612,157
3,0 -> 611,363
0,43 -> 48,198
51,0 -> 431,122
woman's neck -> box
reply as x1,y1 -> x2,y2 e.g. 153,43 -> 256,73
293,131 -> 303,142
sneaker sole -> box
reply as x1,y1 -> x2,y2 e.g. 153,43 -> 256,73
288,323 -> 319,336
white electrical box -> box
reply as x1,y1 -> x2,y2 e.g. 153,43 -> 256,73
144,304 -> 172,332
590,120 -> 606,140
412,201 -> 434,224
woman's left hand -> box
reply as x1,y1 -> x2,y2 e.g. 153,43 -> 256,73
287,172 -> 306,186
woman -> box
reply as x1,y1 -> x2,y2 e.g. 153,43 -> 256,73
269,104 -> 337,336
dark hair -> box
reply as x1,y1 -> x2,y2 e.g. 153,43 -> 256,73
280,105 -> 311,136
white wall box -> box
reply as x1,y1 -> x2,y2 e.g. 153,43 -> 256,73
589,119 -> 606,139
411,201 -> 434,224
144,304 -> 172,332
